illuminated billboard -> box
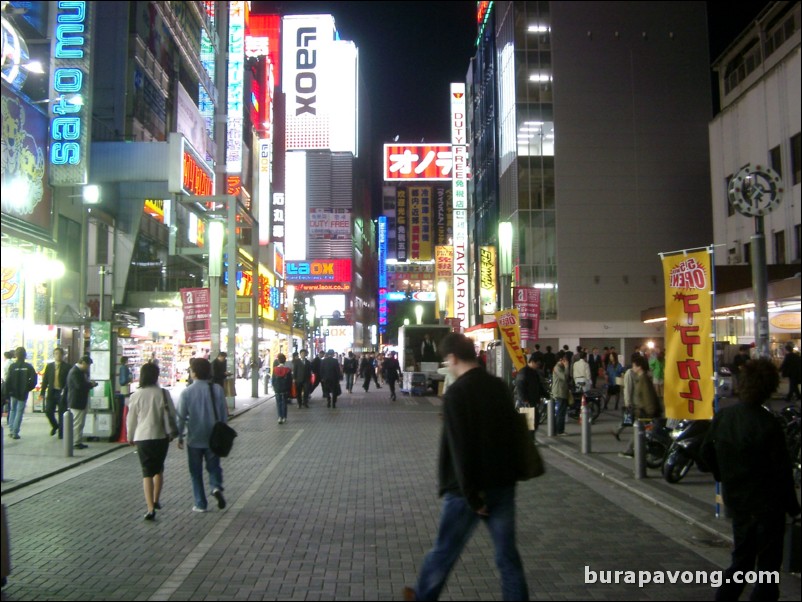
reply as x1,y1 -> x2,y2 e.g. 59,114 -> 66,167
226,1 -> 245,173
384,144 -> 452,181
282,15 -> 358,155
285,259 -> 352,283
284,151 -> 306,259
168,134 -> 215,197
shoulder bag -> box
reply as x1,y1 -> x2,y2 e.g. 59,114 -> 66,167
161,389 -> 179,441
514,411 -> 545,481
208,382 -> 237,457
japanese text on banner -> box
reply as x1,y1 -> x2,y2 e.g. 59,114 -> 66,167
662,250 -> 714,420
494,309 -> 528,371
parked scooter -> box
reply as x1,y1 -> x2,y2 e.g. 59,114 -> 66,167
566,384 -> 602,423
662,419 -> 712,483
644,421 -> 673,469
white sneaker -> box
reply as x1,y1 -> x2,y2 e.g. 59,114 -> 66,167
192,506 -> 207,513
278,418 -> 282,424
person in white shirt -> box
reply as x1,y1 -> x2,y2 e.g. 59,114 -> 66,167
126,362 -> 178,521
572,351 -> 592,392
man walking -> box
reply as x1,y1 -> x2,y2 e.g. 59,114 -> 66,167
177,358 -> 227,512
404,333 -> 529,601
271,354 -> 293,424
310,351 -> 324,396
382,351 -> 402,401
66,356 -> 98,449
293,350 -> 312,407
343,351 -> 358,393
6,347 -> 38,440
516,356 -> 546,417
360,353 -> 375,392
320,350 -> 342,408
588,348 -> 601,388
39,347 -> 72,437
780,342 -> 801,402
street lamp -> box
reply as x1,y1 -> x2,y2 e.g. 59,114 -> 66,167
286,284 -> 295,354
415,304 -> 424,325
498,222 -> 514,385
437,280 -> 448,325
208,220 -> 225,355
307,303 -> 316,352
322,318 -> 329,352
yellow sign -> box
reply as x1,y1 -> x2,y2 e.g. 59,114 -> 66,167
480,246 -> 497,314
662,249 -> 714,420
770,313 -> 801,330
494,308 -> 528,371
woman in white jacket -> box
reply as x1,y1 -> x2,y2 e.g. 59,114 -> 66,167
127,362 -> 178,520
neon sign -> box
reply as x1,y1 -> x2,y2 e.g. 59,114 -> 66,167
285,259 -> 352,283
49,1 -> 94,186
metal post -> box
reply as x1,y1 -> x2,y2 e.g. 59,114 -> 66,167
633,420 -> 646,479
750,218 -> 770,359
251,227 -> 259,399
501,273 -> 512,386
63,410 -> 74,457
98,265 -> 106,321
226,196 -> 237,411
1,424 -> 4,482
547,398 -> 556,437
581,395 -> 591,454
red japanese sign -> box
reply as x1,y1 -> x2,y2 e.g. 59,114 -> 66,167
180,288 -> 211,343
383,144 -> 452,181
514,287 -> 541,345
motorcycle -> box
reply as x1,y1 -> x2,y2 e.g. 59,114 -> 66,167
644,421 -> 673,469
565,383 -> 602,424
662,419 -> 712,483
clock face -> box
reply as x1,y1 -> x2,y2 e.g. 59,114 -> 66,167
728,165 -> 783,217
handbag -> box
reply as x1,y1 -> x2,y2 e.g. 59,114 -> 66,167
621,406 -> 634,427
161,389 -> 179,440
208,383 -> 237,457
615,375 -> 624,386
514,411 -> 545,481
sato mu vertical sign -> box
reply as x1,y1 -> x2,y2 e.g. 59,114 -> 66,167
662,249 -> 714,420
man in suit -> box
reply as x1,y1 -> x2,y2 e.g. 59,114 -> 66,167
320,350 -> 342,408
382,351 -> 402,401
39,347 -> 72,438
66,356 -> 98,449
588,347 -> 602,388
293,349 -> 312,408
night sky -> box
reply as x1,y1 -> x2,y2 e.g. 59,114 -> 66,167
258,0 -> 770,206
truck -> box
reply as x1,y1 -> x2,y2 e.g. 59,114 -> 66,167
396,324 -> 452,395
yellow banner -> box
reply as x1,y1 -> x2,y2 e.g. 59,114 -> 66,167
480,246 -> 497,314
494,308 -> 528,371
662,249 -> 714,420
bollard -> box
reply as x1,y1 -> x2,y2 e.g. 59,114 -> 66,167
580,395 -> 591,454
547,398 -> 556,437
633,419 -> 646,479
63,410 -> 74,457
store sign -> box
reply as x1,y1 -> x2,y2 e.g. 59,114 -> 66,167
450,83 -> 466,145
480,246 -> 497,314
180,287 -> 211,343
452,145 -> 468,210
408,187 -> 432,260
396,187 -> 408,262
271,192 -> 285,250
451,81 -> 469,329
309,209 -> 351,240
144,199 -> 165,223
258,139 -> 271,244
291,282 -> 351,293
386,291 -> 437,302
199,4 -> 215,141
273,245 -> 284,279
494,308 -> 528,371
383,144 -> 452,181
378,216 -> 388,288
49,0 -> 94,186
286,259 -> 351,283
435,188 -> 450,245
452,209 -> 469,329
226,1 -> 245,173
662,250 -> 714,420
169,134 -> 215,196
435,246 -> 454,282
514,287 -> 541,344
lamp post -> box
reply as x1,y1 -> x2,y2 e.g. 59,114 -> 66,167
208,220 -> 225,356
322,318 -> 329,352
437,280 -> 448,325
415,304 -> 424,325
498,222 -> 514,385
306,302 -> 316,352
286,284 -> 295,354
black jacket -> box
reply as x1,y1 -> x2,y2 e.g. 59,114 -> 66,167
66,365 -> 95,410
438,367 -> 519,510
320,357 -> 341,383
6,360 -> 38,401
40,361 -> 72,403
515,365 -> 545,406
701,402 -> 801,517
780,350 -> 801,380
382,357 -> 402,382
359,357 -> 374,377
311,356 -> 323,378
343,357 -> 358,374
211,358 -> 228,386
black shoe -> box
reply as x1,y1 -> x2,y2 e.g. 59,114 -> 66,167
74,443 -> 88,449
144,511 -> 156,521
212,488 -> 226,510
50,427 -> 58,436
153,502 -> 162,510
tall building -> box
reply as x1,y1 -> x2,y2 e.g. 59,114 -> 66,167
707,1 -> 800,352
467,1 -> 713,356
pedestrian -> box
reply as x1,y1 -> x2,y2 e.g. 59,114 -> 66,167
293,349 -> 312,407
571,351 -> 592,393
176,358 -> 227,513
421,334 -> 439,363
612,354 -> 638,441
780,341 -> 801,402
6,347 -> 38,440
382,351 -> 402,401
360,353 -> 375,392
66,356 -> 98,449
39,347 -> 72,438
542,345 -> 557,375
605,352 -> 625,410
516,356 -> 546,416
371,353 -> 382,388
649,349 -> 665,401
1,350 -> 14,417
403,333 -> 529,602
587,347 -> 601,388
310,350 -> 324,395
529,344 -> 544,365
477,349 -> 488,369
126,362 -> 178,521
551,352 -> 570,436
618,354 -> 662,457
271,353 -> 293,424
343,351 -> 358,393
700,358 -> 801,601
114,355 -> 133,440
320,350 -> 342,408
730,344 -> 750,395
211,351 -> 230,388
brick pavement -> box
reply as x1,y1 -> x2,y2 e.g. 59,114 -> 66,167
1,386 -> 800,601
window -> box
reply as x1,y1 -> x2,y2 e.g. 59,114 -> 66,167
769,145 -> 782,177
57,217 -> 81,273
726,174 -> 735,216
793,132 -> 801,185
774,230 -> 786,264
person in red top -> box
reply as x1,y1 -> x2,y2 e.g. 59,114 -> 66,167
271,354 -> 293,425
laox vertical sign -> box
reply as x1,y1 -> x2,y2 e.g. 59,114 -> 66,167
451,82 -> 469,329
49,0 -> 95,186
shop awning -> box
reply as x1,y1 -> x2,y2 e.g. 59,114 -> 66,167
464,321 -> 497,333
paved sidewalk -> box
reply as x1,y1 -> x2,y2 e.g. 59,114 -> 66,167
2,385 -> 800,601
1,381 -> 273,494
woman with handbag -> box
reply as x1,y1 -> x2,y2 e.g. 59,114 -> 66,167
618,355 -> 663,457
604,352 -> 625,410
126,362 -> 178,521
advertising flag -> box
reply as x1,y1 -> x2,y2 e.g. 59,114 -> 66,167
180,287 -> 212,343
514,287 -> 541,344
662,249 -> 715,420
494,308 -> 528,371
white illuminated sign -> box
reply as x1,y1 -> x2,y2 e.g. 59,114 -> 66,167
226,1 -> 245,173
451,81 -> 469,328
284,152 -> 307,260
258,139 -> 272,245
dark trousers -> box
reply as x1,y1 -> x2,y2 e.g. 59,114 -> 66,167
296,380 -> 310,407
323,381 -> 340,407
345,373 -> 355,392
387,379 -> 397,399
786,377 -> 801,401
715,510 -> 784,601
44,390 -> 63,431
363,373 -> 373,391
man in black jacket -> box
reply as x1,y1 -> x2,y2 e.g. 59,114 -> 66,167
310,351 -> 324,395
404,333 -> 529,601
293,350 -> 312,407
66,356 -> 97,449
382,352 -> 402,401
6,347 -> 38,440
320,350 -> 342,408
780,341 -> 801,402
343,351 -> 358,393
39,347 -> 72,437
700,358 -> 801,601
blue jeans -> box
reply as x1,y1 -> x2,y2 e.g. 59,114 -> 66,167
414,486 -> 529,601
8,397 -> 26,436
345,373 -> 355,391
187,446 -> 223,510
276,392 -> 288,419
554,398 -> 568,434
